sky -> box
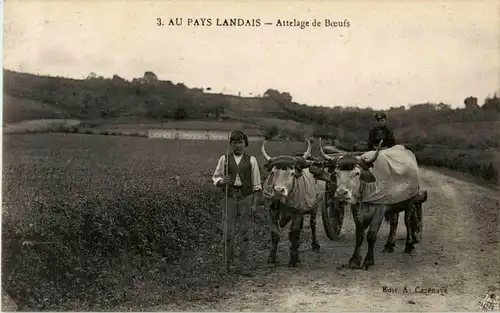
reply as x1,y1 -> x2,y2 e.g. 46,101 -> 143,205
3,0 -> 500,110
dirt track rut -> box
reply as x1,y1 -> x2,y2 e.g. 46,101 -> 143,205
151,168 -> 500,311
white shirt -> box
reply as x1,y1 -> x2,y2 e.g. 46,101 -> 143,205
212,154 -> 262,191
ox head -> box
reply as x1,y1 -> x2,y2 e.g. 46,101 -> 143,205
318,138 -> 383,204
261,140 -> 312,200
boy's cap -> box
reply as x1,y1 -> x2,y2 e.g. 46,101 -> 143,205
229,130 -> 248,146
230,130 -> 247,140
374,112 -> 387,120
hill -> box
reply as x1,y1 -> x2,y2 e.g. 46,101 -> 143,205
2,95 -> 72,124
2,68 -> 500,183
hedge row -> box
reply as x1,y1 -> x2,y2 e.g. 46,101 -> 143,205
414,147 -> 498,183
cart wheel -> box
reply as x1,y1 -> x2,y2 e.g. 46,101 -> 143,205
322,194 -> 345,241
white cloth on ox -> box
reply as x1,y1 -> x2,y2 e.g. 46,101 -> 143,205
359,145 -> 421,205
263,168 -> 326,214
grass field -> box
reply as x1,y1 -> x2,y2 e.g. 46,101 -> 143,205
95,117 -> 264,131
3,133 -> 499,310
2,133 -> 310,311
2,134 -> 306,214
248,117 -> 314,133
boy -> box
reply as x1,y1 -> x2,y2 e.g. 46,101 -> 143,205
212,130 -> 262,277
368,112 -> 396,150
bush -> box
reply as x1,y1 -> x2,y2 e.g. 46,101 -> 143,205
264,125 -> 279,140
414,148 -> 498,183
482,162 -> 498,182
2,182 -> 226,311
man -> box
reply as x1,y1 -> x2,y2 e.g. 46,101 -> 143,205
212,130 -> 262,277
368,112 -> 396,150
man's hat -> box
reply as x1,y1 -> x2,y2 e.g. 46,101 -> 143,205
374,112 -> 387,120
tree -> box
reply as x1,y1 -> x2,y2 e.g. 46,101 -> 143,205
143,71 -> 158,84
263,89 -> 292,105
483,93 -> 500,112
265,125 -> 279,140
281,92 -> 292,103
215,107 -> 221,120
482,162 -> 498,182
174,107 -> 187,119
86,72 -> 97,80
464,96 -> 479,109
112,74 -> 126,82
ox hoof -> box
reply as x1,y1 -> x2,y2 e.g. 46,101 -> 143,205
404,244 -> 414,254
288,254 -> 301,267
383,245 -> 395,253
362,260 -> 374,270
267,256 -> 278,266
413,234 -> 421,244
346,256 -> 362,269
311,243 -> 321,252
343,263 -> 359,270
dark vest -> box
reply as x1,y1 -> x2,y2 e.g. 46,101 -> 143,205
370,125 -> 394,148
226,153 -> 254,197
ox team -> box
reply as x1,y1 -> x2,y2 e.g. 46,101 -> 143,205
211,113 -> 425,276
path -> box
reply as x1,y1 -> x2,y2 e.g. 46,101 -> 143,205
137,168 -> 500,311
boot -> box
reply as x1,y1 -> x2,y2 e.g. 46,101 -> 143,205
235,267 -> 254,277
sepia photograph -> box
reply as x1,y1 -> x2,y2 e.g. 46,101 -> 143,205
2,0 -> 499,311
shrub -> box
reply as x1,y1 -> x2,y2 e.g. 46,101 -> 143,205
482,162 -> 498,182
414,148 -> 498,183
2,182 -> 227,311
264,125 -> 279,140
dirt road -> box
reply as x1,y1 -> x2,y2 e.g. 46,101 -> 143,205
152,168 -> 500,311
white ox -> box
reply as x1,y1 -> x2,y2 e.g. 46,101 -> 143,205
261,140 -> 326,267
315,139 -> 428,270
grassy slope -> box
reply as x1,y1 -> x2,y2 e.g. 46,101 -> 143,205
2,95 -> 71,123
2,69 -> 495,138
1,70 -> 313,133
2,69 -> 498,184
2,94 -> 309,133
398,120 -> 500,148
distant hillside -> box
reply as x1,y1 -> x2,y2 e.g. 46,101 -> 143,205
3,69 -> 283,118
3,69 -> 499,140
3,95 -> 71,124
3,68 -> 500,183
2,69 -> 316,136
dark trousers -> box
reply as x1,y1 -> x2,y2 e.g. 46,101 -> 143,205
221,188 -> 253,269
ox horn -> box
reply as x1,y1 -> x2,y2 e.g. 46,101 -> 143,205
319,138 -> 366,160
303,140 -> 312,159
319,137 -> 334,160
363,140 -> 383,165
261,140 -> 272,161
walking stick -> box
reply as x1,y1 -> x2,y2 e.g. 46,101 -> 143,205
223,132 -> 229,275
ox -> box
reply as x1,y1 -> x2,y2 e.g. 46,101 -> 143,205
261,140 -> 326,267
317,140 -> 427,270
